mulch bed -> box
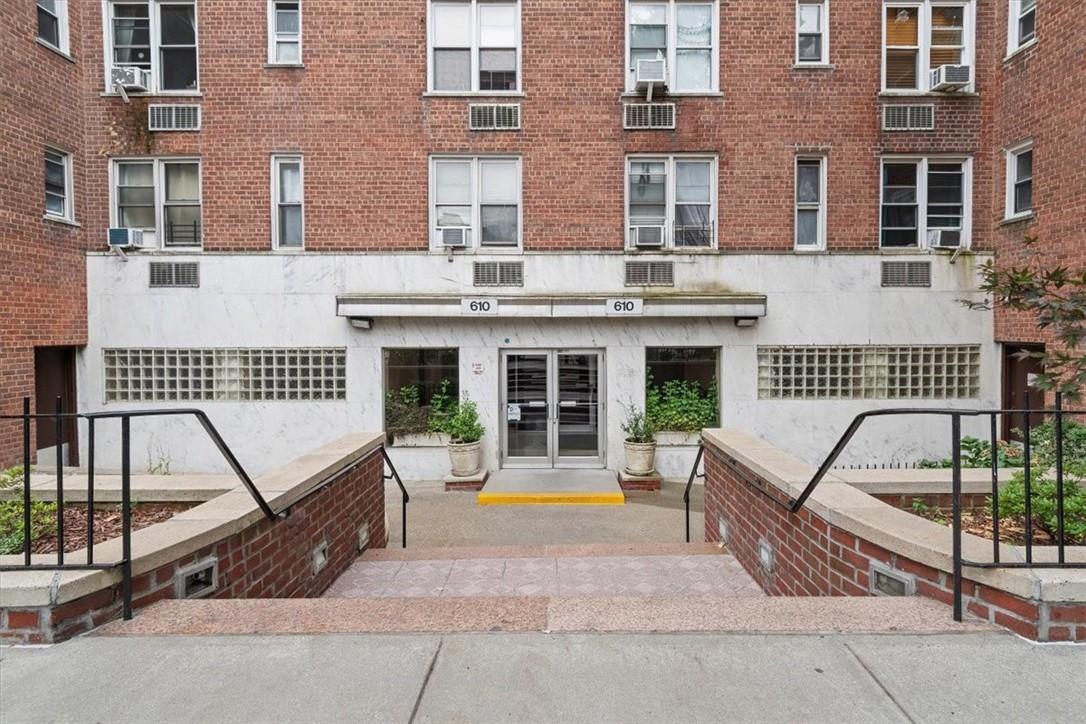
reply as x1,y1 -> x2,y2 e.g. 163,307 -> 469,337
31,504 -> 192,554
911,506 -> 1075,546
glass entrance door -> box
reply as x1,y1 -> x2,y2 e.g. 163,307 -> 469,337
501,350 -> 604,468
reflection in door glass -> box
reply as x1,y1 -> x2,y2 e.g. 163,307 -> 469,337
506,354 -> 548,459
558,354 -> 600,458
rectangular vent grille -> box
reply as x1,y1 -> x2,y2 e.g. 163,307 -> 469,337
882,104 -> 934,131
624,103 -> 676,130
149,261 -> 200,288
469,104 -> 520,131
624,261 -> 674,286
881,261 -> 932,288
148,104 -> 201,132
473,261 -> 524,287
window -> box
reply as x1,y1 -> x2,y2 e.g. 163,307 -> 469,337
429,1 -> 519,93
627,156 -> 715,249
37,1 -> 69,52
1005,141 -> 1033,219
383,349 -> 459,439
880,157 -> 970,249
106,1 -> 199,93
627,1 -> 718,93
1008,0 -> 1036,53
795,157 -> 826,250
272,155 -> 304,248
44,148 -> 73,222
431,157 -> 521,249
113,158 -> 202,248
646,348 -> 720,432
268,1 -> 301,64
883,2 -> 973,92
796,1 -> 828,64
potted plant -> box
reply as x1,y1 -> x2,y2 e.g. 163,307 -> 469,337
622,405 -> 657,476
444,398 -> 485,477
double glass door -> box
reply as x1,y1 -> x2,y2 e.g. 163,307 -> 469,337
501,350 -> 605,468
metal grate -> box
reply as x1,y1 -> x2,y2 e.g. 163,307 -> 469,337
469,104 -> 521,131
881,261 -> 931,288
149,261 -> 200,288
148,104 -> 201,132
624,261 -> 674,286
757,345 -> 981,400
473,261 -> 523,287
103,348 -> 347,402
883,104 -> 934,131
624,103 -> 676,130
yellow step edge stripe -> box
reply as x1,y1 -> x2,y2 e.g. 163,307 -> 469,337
477,491 -> 626,506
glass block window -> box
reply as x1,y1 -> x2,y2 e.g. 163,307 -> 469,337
103,348 -> 347,402
757,345 -> 980,400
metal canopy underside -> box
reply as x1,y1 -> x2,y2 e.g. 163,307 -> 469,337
335,293 -> 767,319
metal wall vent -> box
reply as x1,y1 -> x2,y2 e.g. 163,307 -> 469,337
624,261 -> 674,286
473,261 -> 524,287
624,103 -> 676,130
882,104 -> 934,131
149,261 -> 200,288
148,104 -> 201,132
469,103 -> 520,131
881,261 -> 932,288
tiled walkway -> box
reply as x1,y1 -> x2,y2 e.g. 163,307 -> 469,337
323,552 -> 764,599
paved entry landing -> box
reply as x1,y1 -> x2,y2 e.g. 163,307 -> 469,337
478,468 -> 624,505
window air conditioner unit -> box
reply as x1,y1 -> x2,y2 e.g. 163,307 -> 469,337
438,227 -> 471,248
635,58 -> 667,100
108,228 -> 147,248
927,229 -> 960,249
111,66 -> 151,92
929,64 -> 971,92
630,225 -> 666,248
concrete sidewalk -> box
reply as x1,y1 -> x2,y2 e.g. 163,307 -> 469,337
3,632 -> 1083,723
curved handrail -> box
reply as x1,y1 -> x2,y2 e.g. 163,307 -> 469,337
683,444 -> 705,543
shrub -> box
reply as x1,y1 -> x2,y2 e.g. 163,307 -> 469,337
645,378 -> 719,433
0,500 -> 57,555
0,466 -> 25,490
442,399 -> 484,444
919,436 -> 1023,469
621,406 -> 656,444
383,378 -> 458,441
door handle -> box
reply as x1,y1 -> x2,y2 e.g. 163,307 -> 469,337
559,401 -> 577,407
526,401 -> 547,408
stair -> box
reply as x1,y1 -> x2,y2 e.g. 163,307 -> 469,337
477,469 -> 625,505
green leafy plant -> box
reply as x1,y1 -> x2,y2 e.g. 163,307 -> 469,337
425,378 -> 457,434
645,376 -> 719,433
0,466 -> 25,490
442,399 -> 484,444
918,436 -> 1024,469
0,500 -> 58,555
621,405 -> 656,444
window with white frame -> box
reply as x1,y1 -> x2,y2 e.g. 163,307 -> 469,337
268,1 -> 301,64
272,155 -> 304,248
1005,141 -> 1033,219
106,1 -> 199,93
627,156 -> 715,249
796,1 -> 828,64
431,157 -> 521,249
795,157 -> 826,250
883,2 -> 973,92
429,1 -> 519,93
627,1 -> 718,93
113,159 -> 202,248
37,1 -> 69,52
1007,0 -> 1036,53
880,157 -> 970,249
44,148 -> 73,222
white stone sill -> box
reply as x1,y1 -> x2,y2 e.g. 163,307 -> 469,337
835,468 -> 1018,496
654,431 -> 701,447
391,433 -> 451,448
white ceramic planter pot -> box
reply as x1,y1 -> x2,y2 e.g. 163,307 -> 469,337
448,440 -> 482,477
624,441 -> 657,476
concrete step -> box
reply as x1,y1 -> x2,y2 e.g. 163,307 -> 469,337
361,542 -> 726,561
478,469 -> 624,505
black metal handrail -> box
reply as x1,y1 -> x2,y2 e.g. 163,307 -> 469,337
683,443 -> 705,543
379,446 -> 409,549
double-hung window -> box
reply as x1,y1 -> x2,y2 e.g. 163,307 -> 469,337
113,158 -> 202,248
880,157 -> 970,249
795,158 -> 826,250
268,2 -> 301,65
627,156 -> 715,250
883,2 -> 973,92
44,148 -> 73,222
429,1 -> 520,93
796,1 -> 828,65
431,157 -> 521,249
627,2 -> 719,93
1008,0 -> 1036,53
1005,141 -> 1033,219
272,155 -> 304,248
106,1 -> 199,93
37,1 -> 69,53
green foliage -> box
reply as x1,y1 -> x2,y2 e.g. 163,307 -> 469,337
425,379 -> 457,434
621,405 -> 656,444
441,399 -> 484,444
0,466 -> 25,490
919,437 -> 1023,469
384,379 -> 458,441
645,377 -> 719,433
0,500 -> 57,555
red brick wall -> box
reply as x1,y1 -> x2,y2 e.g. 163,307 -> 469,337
0,2 -> 89,465
0,448 -> 386,643
702,445 -> 1086,642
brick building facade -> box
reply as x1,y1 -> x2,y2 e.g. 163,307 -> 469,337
1,1 -> 1080,477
